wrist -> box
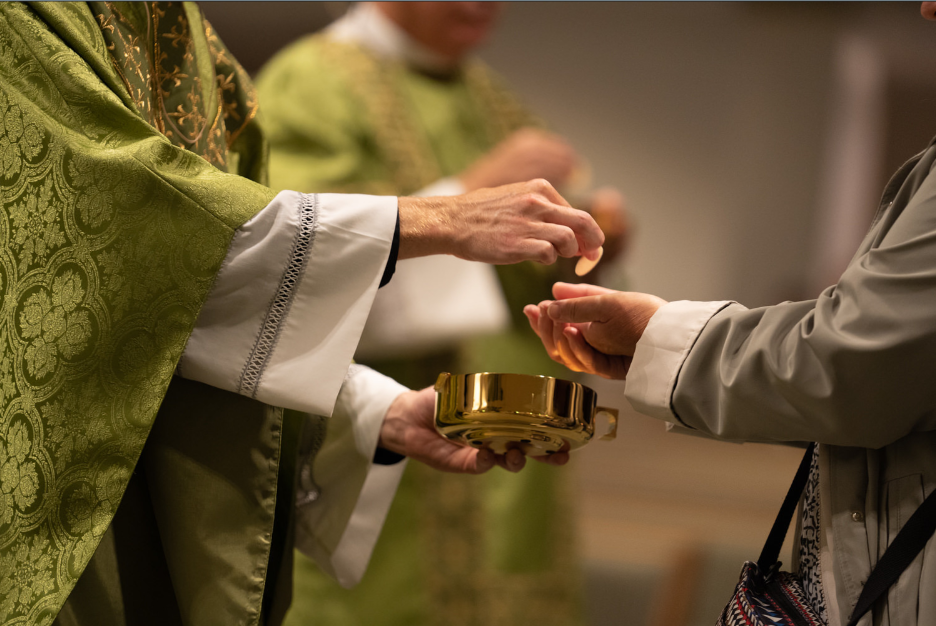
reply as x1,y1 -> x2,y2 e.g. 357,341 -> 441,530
397,196 -> 455,259
628,294 -> 668,353
378,391 -> 411,456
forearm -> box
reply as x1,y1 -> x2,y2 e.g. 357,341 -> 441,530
639,296 -> 936,449
396,180 -> 604,265
396,195 -> 454,259
630,169 -> 936,448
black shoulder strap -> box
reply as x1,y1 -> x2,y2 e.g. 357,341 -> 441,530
757,442 -> 936,626
845,487 -> 936,626
757,442 -> 815,571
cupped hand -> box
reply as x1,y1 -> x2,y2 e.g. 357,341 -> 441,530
459,128 -> 578,191
379,387 -> 571,474
523,283 -> 667,380
398,179 -> 604,266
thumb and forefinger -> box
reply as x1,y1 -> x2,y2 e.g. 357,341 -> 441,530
527,180 -> 604,260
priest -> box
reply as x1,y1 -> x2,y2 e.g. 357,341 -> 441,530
0,3 -> 603,625
256,3 -> 625,626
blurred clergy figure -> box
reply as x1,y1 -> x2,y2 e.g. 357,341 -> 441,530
257,3 -> 627,625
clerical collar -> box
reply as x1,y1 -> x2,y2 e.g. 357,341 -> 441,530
328,4 -> 462,77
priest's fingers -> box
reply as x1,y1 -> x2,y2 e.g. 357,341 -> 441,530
473,447 -> 497,473
425,443 -> 492,474
492,447 -> 527,473
533,439 -> 571,466
526,177 -> 573,208
518,239 -> 559,266
505,448 -> 526,472
517,180 -> 601,254
534,451 -> 570,466
458,445 -> 505,475
529,222 -> 579,259
539,203 -> 604,259
552,281 -> 616,301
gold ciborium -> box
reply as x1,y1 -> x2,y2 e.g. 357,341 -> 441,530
434,372 -> 618,455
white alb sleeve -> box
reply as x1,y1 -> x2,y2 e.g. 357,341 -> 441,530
624,300 -> 735,423
178,190 -> 398,417
293,364 -> 409,588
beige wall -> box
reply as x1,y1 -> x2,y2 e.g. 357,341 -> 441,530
482,3 -> 838,306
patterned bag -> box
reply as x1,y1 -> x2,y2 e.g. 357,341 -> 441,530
719,443 -> 936,626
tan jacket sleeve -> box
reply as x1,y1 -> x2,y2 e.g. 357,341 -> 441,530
629,164 -> 936,449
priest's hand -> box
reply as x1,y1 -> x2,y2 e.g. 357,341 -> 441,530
398,179 -> 604,266
524,282 -> 667,380
458,128 -> 578,190
379,387 -> 570,473
584,187 -> 630,263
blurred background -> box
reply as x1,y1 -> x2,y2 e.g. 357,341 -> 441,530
203,3 -> 936,625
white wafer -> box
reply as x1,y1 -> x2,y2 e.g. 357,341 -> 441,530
575,246 -> 604,276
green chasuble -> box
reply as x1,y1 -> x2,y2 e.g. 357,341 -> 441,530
0,3 -> 290,624
257,36 -> 584,626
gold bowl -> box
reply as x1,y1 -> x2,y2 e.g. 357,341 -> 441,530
434,372 -> 618,455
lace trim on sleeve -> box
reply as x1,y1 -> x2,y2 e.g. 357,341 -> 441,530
238,193 -> 319,397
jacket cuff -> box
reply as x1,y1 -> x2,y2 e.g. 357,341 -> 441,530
625,300 -> 734,425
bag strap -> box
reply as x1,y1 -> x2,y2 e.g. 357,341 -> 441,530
757,442 -> 816,571
844,487 -> 936,626
757,442 -> 936,626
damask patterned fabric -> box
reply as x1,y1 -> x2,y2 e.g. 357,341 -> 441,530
0,2 -> 275,622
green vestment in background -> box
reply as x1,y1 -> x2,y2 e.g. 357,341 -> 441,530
0,3 -> 291,624
257,35 -> 584,626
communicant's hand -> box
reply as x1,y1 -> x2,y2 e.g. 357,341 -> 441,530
458,128 -> 578,190
398,179 -> 604,265
523,283 -> 667,380
378,387 -> 570,473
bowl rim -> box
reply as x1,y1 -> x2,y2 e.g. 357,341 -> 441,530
435,371 -> 598,396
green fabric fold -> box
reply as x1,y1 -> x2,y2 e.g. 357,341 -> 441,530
0,3 -> 275,622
